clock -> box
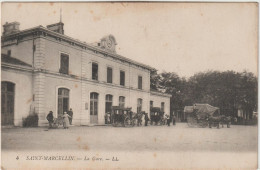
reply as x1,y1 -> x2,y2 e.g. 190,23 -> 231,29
107,39 -> 112,48
100,35 -> 117,53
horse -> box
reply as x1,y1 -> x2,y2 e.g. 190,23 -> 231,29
208,115 -> 225,128
220,116 -> 232,128
133,111 -> 145,126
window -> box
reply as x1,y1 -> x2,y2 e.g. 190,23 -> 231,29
107,67 -> 113,83
120,71 -> 125,86
137,98 -> 143,113
58,88 -> 70,116
105,94 -> 113,113
138,76 -> 142,89
1,81 -> 15,125
92,63 -> 98,80
60,53 -> 69,74
161,102 -> 165,112
150,101 -> 153,109
119,96 -> 125,107
90,92 -> 99,115
7,50 -> 11,57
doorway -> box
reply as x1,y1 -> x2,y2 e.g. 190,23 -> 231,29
1,81 -> 15,125
58,88 -> 69,117
90,92 -> 98,124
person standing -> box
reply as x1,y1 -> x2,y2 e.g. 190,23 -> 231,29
46,111 -> 54,128
166,114 -> 171,126
144,113 -> 150,126
67,108 -> 73,125
62,111 -> 71,129
107,113 -> 111,124
172,114 -> 176,126
104,113 -> 108,124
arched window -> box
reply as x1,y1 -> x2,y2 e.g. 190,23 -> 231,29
90,92 -> 99,116
1,81 -> 15,125
137,98 -> 143,113
119,96 -> 125,107
105,94 -> 113,113
58,88 -> 70,116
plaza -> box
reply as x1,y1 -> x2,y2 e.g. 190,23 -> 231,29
2,123 -> 258,169
2,123 -> 257,152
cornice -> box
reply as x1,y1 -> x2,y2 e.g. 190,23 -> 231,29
150,90 -> 172,98
1,62 -> 33,73
2,26 -> 156,72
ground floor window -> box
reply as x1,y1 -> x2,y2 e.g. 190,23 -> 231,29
161,102 -> 165,112
105,94 -> 113,124
90,92 -> 99,124
119,96 -> 125,107
150,101 -> 153,109
105,94 -> 113,113
137,98 -> 143,113
58,88 -> 70,116
1,81 -> 15,125
90,92 -> 99,115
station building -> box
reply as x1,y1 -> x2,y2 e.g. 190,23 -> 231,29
1,21 -> 171,126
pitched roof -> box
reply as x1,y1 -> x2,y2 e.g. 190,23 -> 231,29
1,54 -> 32,67
2,25 -> 156,71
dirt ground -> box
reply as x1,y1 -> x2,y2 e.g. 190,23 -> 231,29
2,123 -> 257,152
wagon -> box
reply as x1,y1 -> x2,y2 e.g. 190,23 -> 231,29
184,104 -> 220,128
111,106 -> 135,127
150,107 -> 166,125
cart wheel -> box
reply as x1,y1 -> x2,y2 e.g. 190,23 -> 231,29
187,117 -> 196,127
198,120 -> 208,128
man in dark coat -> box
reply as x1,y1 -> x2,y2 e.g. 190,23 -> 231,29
67,108 -> 73,125
144,113 -> 150,126
172,115 -> 176,125
46,111 -> 54,128
166,114 -> 171,126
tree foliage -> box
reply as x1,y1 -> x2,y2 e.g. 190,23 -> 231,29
150,70 -> 258,117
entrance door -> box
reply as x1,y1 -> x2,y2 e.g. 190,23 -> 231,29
1,82 -> 15,125
90,92 -> 98,124
58,88 -> 69,117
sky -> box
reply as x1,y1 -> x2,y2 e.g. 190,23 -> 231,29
1,2 -> 258,78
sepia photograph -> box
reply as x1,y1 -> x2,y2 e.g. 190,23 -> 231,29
1,2 -> 258,170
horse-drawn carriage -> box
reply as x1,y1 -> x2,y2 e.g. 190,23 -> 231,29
150,107 -> 166,125
185,104 -> 220,128
111,106 -> 135,127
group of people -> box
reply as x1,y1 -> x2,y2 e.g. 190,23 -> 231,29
165,114 -> 176,126
46,108 -> 74,129
145,113 -> 176,126
47,109 -> 176,128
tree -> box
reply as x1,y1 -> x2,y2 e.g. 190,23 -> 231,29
150,70 -> 258,118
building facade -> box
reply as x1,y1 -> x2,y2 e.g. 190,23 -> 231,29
1,21 -> 171,126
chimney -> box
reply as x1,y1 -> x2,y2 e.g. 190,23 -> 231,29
3,22 -> 20,36
46,22 -> 64,34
